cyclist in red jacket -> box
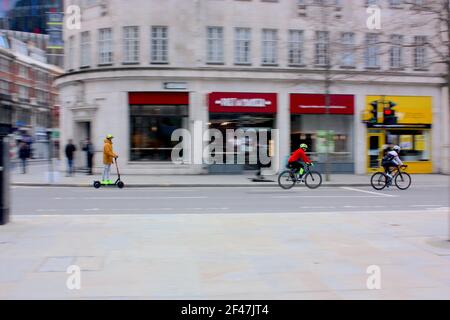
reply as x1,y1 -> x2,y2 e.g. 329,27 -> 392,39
288,143 -> 313,176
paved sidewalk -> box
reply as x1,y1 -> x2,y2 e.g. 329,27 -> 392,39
1,210 -> 450,299
8,161 -> 450,187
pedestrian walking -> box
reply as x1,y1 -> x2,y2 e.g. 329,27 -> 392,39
65,139 -> 77,177
102,134 -> 118,184
82,138 -> 94,175
18,141 -> 30,174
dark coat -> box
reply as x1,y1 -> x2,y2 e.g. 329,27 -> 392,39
65,144 -> 76,160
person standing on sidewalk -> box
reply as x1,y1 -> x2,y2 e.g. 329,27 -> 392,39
18,141 -> 30,174
65,139 -> 77,177
82,138 -> 94,175
102,134 -> 118,184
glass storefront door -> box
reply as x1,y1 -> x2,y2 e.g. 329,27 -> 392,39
367,132 -> 385,172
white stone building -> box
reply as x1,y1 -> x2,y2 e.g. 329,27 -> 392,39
55,0 -> 449,174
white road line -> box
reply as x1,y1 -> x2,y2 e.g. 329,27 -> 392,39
272,195 -> 386,198
410,204 -> 443,207
340,187 -> 398,197
53,196 -> 208,200
300,206 -> 336,209
14,209 -> 448,218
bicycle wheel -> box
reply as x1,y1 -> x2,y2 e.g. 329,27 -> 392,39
304,171 -> 322,189
371,172 -> 387,190
395,172 -> 411,190
278,170 -> 296,190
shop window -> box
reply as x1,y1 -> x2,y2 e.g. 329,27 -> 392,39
130,105 -> 188,161
208,113 -> 274,169
385,130 -> 430,161
290,114 -> 354,163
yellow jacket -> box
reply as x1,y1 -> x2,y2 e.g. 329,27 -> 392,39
103,139 -> 117,164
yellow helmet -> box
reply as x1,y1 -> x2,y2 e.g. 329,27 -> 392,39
106,134 -> 114,139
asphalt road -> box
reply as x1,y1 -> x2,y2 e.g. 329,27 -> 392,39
11,183 -> 449,215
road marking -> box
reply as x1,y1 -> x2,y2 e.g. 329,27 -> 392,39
340,187 -> 397,197
410,204 -> 443,207
14,209 -> 448,218
53,196 -> 208,200
272,195 -> 387,199
300,206 -> 336,209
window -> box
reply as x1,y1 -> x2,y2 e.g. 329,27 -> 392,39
0,80 -> 9,95
314,0 -> 340,4
36,90 -> 47,104
341,32 -> 355,67
365,33 -> 380,68
234,27 -> 251,65
68,36 -> 75,69
151,26 -> 169,63
389,34 -> 403,68
0,57 -> 10,73
288,30 -> 304,65
18,65 -> 28,77
123,26 -> 140,63
261,29 -> 277,65
389,0 -> 401,6
130,104 -> 188,161
315,31 -> 329,66
206,27 -> 224,64
18,85 -> 29,100
414,36 -> 427,69
386,130 -> 431,161
80,31 -> 91,67
98,28 -> 113,65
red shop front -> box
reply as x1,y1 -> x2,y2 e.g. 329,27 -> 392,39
208,92 -> 277,173
290,93 -> 355,173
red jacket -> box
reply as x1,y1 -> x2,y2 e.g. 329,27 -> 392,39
288,148 -> 311,163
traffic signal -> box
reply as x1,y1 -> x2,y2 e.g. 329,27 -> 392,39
383,101 -> 397,125
369,101 -> 378,123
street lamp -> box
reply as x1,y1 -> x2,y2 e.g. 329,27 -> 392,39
0,103 -> 12,225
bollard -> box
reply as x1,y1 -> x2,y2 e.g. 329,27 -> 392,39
0,136 -> 10,225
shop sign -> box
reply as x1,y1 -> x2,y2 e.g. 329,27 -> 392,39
363,96 -> 432,126
290,94 -> 354,115
209,92 -> 277,113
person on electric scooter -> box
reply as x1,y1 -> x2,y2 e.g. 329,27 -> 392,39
287,143 -> 313,179
102,134 -> 118,185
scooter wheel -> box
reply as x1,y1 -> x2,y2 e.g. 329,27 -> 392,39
117,181 -> 124,189
93,181 -> 101,189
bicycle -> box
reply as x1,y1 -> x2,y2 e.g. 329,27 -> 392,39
278,163 -> 322,190
370,164 -> 411,190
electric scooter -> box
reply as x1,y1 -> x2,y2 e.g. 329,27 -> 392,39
93,158 -> 124,189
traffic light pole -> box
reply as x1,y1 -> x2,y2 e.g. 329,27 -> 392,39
0,134 -> 10,225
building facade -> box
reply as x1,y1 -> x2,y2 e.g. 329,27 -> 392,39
55,0 -> 449,174
0,32 -> 62,159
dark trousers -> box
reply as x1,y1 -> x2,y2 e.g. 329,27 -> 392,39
67,158 -> 74,176
288,161 -> 304,174
382,160 -> 397,175
21,158 -> 27,174
87,155 -> 93,174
